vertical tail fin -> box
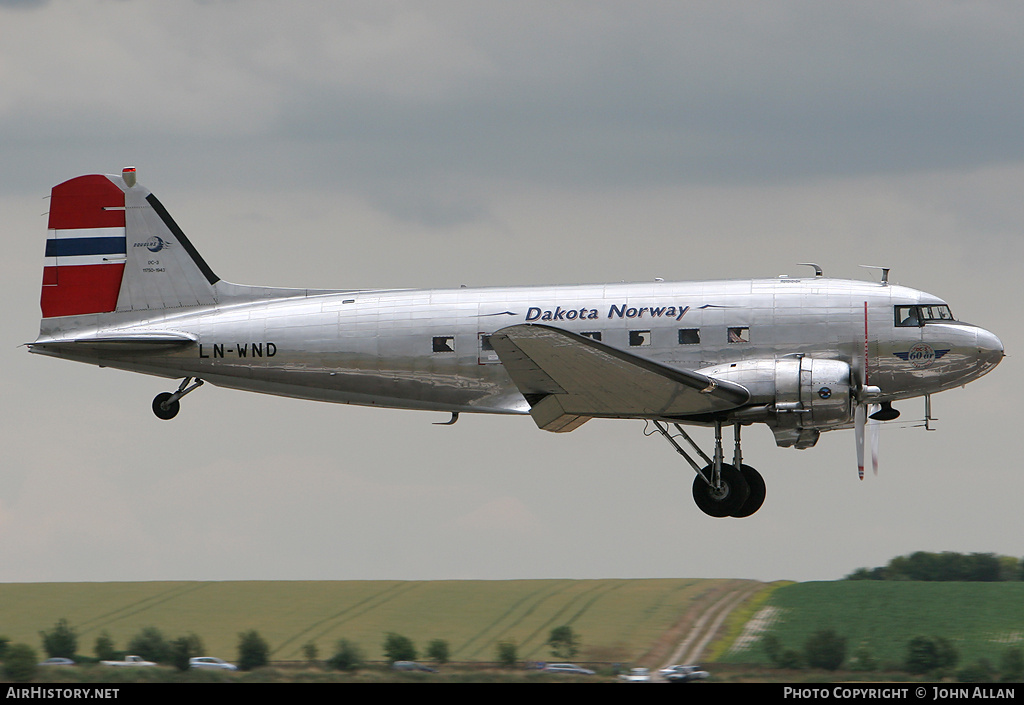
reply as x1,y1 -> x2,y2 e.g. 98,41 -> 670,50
40,169 -> 220,321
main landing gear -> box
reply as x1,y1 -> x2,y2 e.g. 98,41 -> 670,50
650,420 -> 766,518
152,377 -> 204,420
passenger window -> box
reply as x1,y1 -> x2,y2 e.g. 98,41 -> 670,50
629,330 -> 651,347
432,336 -> 455,353
580,331 -> 602,341
678,328 -> 700,345
728,327 -> 749,343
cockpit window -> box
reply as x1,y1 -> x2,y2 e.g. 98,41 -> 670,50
894,305 -> 955,327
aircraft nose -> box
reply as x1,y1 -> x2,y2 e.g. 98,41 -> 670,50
976,327 -> 1004,371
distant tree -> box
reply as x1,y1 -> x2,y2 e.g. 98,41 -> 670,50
934,636 -> 960,673
546,625 -> 579,660
496,640 -> 518,668
302,641 -> 319,666
382,632 -> 417,663
94,631 -> 117,661
237,630 -> 270,671
804,629 -> 846,671
905,636 -> 958,676
168,633 -> 204,672
327,639 -> 362,671
905,636 -> 939,675
957,658 -> 996,683
999,648 -> 1024,682
0,636 -> 10,659
39,618 -> 77,659
127,626 -> 171,663
3,643 -> 38,683
778,649 -> 802,669
960,553 -> 1000,581
998,556 -> 1020,581
763,634 -> 800,668
169,635 -> 195,672
845,567 -> 875,580
426,638 -> 450,665
762,634 -> 782,665
849,643 -> 878,672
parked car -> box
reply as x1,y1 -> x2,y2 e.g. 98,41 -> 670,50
619,667 -> 651,682
189,656 -> 238,671
658,664 -> 710,682
391,661 -> 438,673
100,655 -> 157,667
38,657 -> 75,666
542,662 -> 595,675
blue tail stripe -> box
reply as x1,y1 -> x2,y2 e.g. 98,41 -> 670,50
45,237 -> 127,258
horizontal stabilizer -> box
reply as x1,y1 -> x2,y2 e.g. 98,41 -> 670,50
29,331 -> 196,353
490,324 -> 750,431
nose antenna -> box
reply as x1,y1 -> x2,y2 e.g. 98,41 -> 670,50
860,265 -> 890,285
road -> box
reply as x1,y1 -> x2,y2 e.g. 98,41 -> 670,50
648,579 -> 766,681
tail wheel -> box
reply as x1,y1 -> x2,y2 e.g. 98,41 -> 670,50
152,392 -> 180,420
692,464 -> 750,518
731,465 -> 766,518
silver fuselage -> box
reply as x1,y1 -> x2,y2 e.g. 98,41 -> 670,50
31,276 -> 1003,423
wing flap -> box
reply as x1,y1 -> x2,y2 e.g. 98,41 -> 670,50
490,324 -> 749,431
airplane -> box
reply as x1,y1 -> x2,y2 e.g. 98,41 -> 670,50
29,168 -> 1004,518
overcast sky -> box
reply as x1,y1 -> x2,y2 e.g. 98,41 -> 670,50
2,1 -> 1022,584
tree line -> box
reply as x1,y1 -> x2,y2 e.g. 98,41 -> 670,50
765,629 -> 1023,682
845,551 -> 1023,582
1,618 -> 584,682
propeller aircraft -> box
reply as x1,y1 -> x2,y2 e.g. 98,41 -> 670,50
29,169 -> 1004,517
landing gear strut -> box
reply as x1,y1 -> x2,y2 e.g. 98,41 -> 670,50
152,377 -> 204,420
650,419 -> 766,518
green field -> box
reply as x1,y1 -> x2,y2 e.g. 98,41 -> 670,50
0,579 -> 744,663
723,581 -> 1024,667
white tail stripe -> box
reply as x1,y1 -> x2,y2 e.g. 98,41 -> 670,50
45,254 -> 127,267
48,227 -> 126,240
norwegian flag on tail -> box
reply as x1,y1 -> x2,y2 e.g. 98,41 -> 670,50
41,175 -> 127,318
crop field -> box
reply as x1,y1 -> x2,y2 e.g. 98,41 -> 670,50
0,578 -> 747,663
722,581 -> 1024,667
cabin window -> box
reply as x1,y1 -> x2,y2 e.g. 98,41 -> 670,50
895,306 -> 921,327
678,328 -> 700,345
580,331 -> 602,341
432,336 -> 455,353
629,330 -> 651,347
728,327 -> 749,343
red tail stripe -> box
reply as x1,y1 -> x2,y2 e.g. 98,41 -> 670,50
48,175 -> 125,230
41,263 -> 125,318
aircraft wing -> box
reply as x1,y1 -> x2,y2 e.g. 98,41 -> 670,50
490,324 -> 750,432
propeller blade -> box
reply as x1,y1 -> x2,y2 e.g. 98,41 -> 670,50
855,402 -> 866,480
868,403 -> 880,476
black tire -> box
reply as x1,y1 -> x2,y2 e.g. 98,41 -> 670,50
731,465 -> 766,518
152,392 -> 180,420
692,464 -> 750,518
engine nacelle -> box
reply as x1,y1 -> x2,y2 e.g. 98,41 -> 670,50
697,357 -> 854,449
